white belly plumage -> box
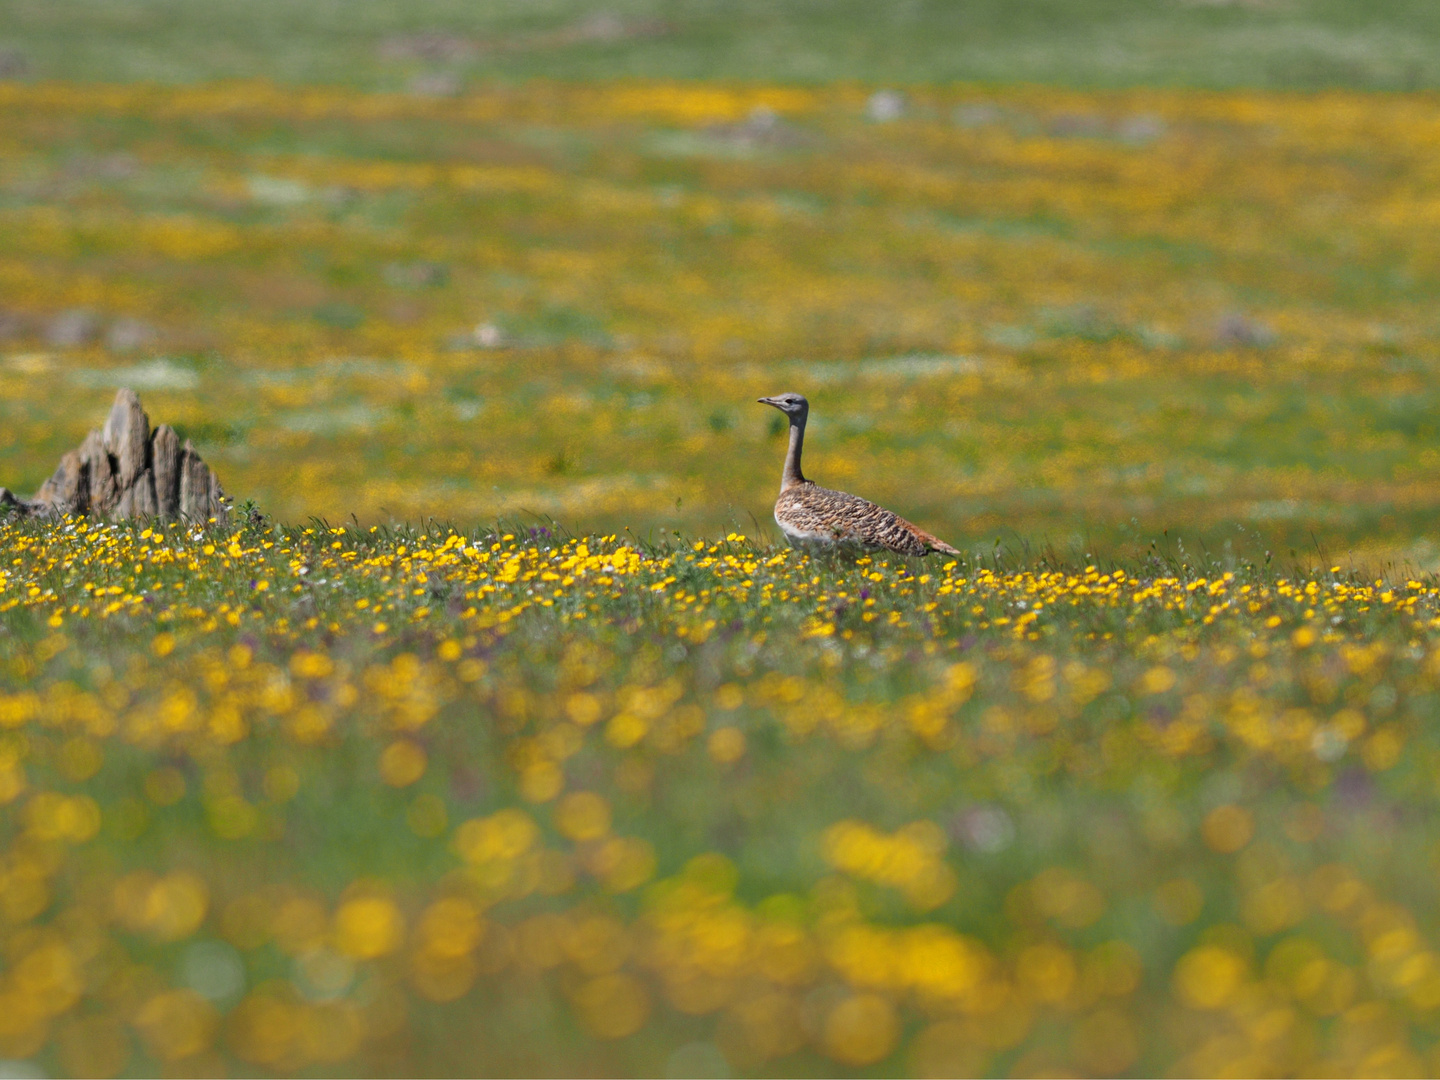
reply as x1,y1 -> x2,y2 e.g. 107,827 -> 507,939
776,513 -> 850,545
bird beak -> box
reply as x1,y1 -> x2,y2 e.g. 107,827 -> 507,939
757,397 -> 780,408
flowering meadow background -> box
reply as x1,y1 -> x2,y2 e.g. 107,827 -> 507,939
5,1 -> 1440,1076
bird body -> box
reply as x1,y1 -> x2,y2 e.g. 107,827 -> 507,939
773,481 -> 956,555
758,393 -> 961,557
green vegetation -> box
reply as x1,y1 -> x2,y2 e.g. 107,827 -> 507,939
2,514 -> 1440,1075
4,0 -> 1440,90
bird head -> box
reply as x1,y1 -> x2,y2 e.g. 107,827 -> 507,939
757,392 -> 808,421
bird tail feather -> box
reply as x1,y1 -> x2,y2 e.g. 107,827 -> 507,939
916,530 -> 962,557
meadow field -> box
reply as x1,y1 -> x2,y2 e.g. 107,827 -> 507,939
4,73 -> 1440,564
5,518 -> 1440,1077
6,1 -> 1440,1075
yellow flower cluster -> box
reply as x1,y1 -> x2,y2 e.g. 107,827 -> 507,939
0,515 -> 1438,1073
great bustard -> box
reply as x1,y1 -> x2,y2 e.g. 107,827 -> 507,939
758,393 -> 961,557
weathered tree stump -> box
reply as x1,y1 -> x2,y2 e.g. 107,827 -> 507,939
0,388 -> 228,523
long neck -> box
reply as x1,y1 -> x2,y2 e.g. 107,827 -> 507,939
782,413 -> 807,490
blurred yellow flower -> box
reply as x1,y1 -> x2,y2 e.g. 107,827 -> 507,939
379,739 -> 427,786
824,993 -> 899,1066
571,973 -> 650,1039
554,791 -> 612,841
334,896 -> 405,959
1173,945 -> 1246,1009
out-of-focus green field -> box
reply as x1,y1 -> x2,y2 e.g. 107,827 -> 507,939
7,2 -> 1440,1077
5,0 -> 1440,90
